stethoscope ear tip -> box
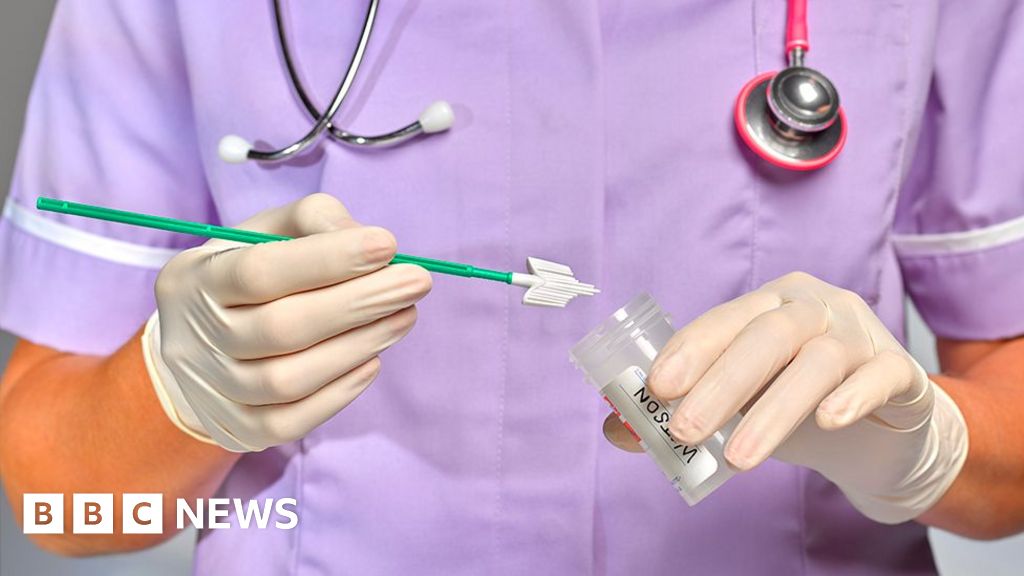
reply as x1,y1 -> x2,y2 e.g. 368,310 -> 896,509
418,101 -> 455,134
218,135 -> 254,163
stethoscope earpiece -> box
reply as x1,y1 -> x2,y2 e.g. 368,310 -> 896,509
218,135 -> 254,164
734,0 -> 846,171
418,101 -> 455,134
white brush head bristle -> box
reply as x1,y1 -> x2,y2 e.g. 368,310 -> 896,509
520,257 -> 599,308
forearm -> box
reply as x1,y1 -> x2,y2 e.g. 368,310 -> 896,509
918,338 -> 1024,539
0,332 -> 239,555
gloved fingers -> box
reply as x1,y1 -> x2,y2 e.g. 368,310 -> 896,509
205,226 -> 397,306
816,349 -> 931,431
207,193 -> 359,249
724,335 -> 850,470
240,357 -> 382,449
668,300 -> 828,445
602,413 -> 645,453
220,264 -> 432,359
220,306 -> 417,405
649,290 -> 782,400
189,357 -> 382,452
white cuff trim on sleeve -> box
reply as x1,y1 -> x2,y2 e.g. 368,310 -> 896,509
892,212 -> 1024,257
3,198 -> 179,269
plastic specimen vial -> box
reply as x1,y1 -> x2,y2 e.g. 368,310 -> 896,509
570,293 -> 740,505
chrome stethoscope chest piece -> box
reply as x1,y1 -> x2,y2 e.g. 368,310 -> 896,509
736,71 -> 846,171
768,65 -> 839,133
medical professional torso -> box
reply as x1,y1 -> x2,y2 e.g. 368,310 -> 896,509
4,1 -> 1024,575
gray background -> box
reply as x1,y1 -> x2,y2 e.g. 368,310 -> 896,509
0,2 -> 1020,575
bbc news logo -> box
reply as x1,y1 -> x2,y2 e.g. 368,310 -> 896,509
23,494 -> 298,534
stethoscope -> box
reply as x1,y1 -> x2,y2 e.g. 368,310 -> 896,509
221,0 -> 844,171
218,0 -> 453,164
735,0 -> 846,170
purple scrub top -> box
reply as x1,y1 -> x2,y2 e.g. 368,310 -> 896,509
3,1 -> 1024,574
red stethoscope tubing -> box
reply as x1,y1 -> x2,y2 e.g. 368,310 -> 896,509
786,0 -> 810,53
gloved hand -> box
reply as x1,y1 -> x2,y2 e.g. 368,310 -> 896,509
142,193 -> 432,452
609,272 -> 969,524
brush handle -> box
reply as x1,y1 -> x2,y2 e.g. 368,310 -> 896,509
390,254 -> 511,282
36,198 -> 513,284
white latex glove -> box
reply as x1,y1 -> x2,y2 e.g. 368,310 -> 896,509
613,272 -> 969,524
142,193 -> 432,452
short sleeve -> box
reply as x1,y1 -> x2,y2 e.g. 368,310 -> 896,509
0,0 -> 214,354
893,0 -> 1024,341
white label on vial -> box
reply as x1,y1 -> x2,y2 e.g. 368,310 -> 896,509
603,366 -> 718,492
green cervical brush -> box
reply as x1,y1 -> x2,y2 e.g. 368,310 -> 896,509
35,197 -> 598,308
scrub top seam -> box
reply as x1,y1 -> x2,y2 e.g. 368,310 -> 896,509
492,0 -> 512,570
872,1 -> 913,309
747,0 -> 762,294
884,0 -> 914,277
288,441 -> 307,576
592,4 -> 612,573
797,467 -> 809,576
